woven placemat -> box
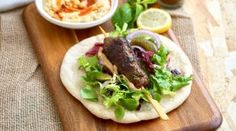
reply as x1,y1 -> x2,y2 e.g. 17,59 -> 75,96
0,6 -> 200,131
0,8 -> 62,131
167,8 -> 201,75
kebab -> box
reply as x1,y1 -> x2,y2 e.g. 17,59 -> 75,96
60,26 -> 192,123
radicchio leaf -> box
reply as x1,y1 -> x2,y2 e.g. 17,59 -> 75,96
133,46 -> 155,73
85,43 -> 104,57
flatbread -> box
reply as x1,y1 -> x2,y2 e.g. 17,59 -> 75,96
60,34 -> 193,123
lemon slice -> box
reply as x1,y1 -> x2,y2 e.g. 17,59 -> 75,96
137,8 -> 172,33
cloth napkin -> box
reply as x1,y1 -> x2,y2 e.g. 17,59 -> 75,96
0,8 -> 63,131
0,0 -> 33,12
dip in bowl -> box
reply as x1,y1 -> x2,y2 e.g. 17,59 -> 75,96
35,0 -> 118,29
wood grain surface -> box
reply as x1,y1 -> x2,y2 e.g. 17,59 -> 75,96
23,3 -> 222,131
184,0 -> 236,130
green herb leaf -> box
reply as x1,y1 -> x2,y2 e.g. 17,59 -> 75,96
112,0 -> 158,29
132,3 -> 144,24
109,23 -> 128,37
142,0 -> 157,9
112,3 -> 133,28
80,86 -> 98,101
115,105 -> 125,120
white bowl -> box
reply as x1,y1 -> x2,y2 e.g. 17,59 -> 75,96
35,0 -> 118,29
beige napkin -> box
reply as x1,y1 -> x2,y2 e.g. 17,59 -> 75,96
0,8 -> 62,131
0,5 -> 200,131
0,0 -> 33,12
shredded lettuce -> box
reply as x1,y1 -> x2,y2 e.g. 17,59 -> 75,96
100,82 -> 148,110
99,77 -> 148,119
78,56 -> 148,119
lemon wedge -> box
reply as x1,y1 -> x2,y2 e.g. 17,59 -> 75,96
137,8 -> 172,33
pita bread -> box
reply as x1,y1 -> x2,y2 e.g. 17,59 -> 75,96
60,34 -> 193,123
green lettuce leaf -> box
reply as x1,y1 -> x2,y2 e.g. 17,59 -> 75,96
80,86 -> 98,101
101,84 -> 122,108
152,91 -> 161,102
151,44 -> 169,66
100,82 -> 149,119
115,105 -> 125,120
86,71 -> 112,81
120,98 -> 139,111
171,76 -> 192,91
149,66 -> 192,100
78,55 -> 101,72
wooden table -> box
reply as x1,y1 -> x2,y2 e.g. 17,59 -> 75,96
183,0 -> 236,130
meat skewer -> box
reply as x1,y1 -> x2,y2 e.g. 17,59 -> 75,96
98,26 -> 169,120
103,37 -> 149,88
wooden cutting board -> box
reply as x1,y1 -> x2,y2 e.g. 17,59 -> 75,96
22,3 -> 222,131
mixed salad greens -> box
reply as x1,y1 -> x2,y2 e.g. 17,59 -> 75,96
78,54 -> 149,119
78,0 -> 191,120
78,32 -> 192,119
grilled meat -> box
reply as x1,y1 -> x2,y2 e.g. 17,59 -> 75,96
103,37 -> 149,88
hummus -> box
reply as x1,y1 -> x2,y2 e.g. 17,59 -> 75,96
43,0 -> 111,22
